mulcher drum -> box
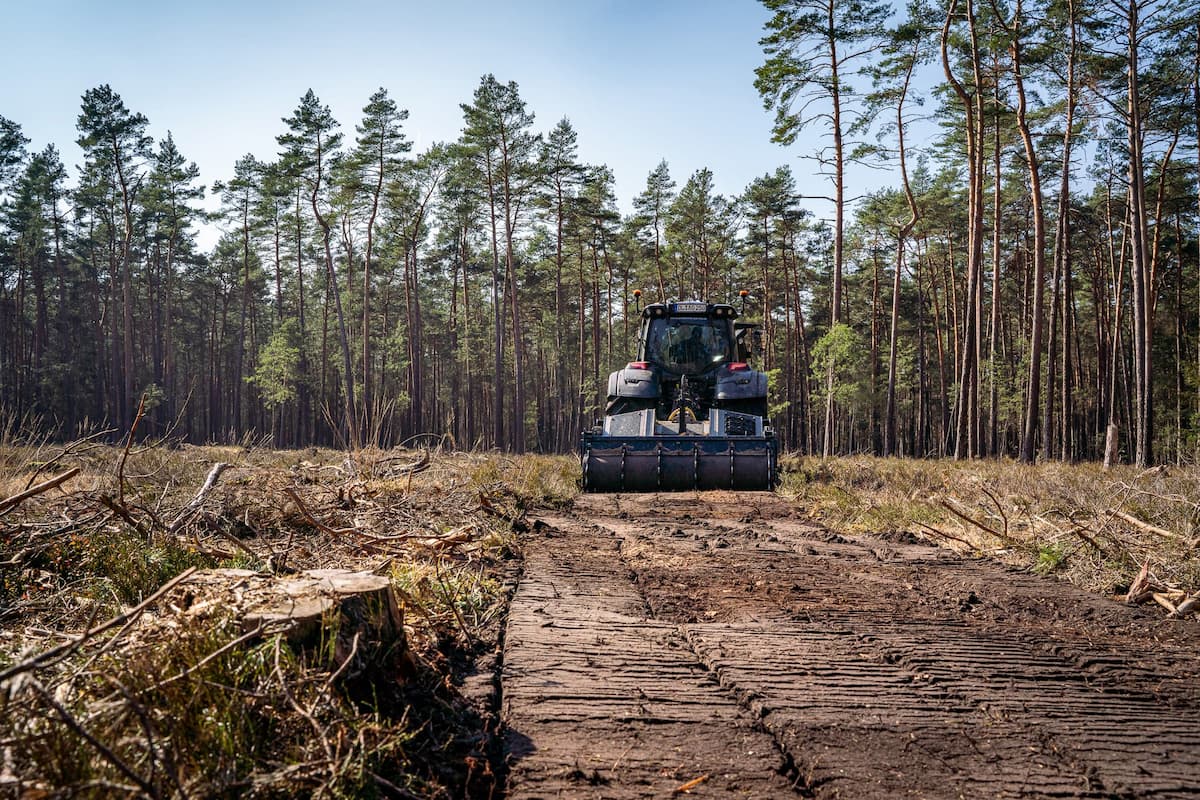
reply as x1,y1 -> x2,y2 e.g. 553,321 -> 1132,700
580,432 -> 778,492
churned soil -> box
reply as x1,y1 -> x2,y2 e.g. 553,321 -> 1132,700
498,492 -> 1200,799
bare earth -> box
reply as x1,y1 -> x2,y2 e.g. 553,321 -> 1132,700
499,492 -> 1200,799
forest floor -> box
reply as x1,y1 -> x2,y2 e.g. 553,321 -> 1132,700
2,442 -> 1198,798
507,491 -> 1200,798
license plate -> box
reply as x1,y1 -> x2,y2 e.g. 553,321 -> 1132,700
674,302 -> 707,313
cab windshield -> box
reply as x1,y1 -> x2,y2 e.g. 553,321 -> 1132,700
644,317 -> 732,374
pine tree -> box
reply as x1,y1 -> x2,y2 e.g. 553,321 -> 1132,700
538,118 -> 586,451
213,154 -> 262,434
143,133 -> 203,434
667,168 -> 734,300
349,88 -> 410,438
76,85 -> 153,426
0,116 -> 27,191
460,75 -> 541,451
632,160 -> 677,301
756,0 -> 891,455
278,90 -> 357,446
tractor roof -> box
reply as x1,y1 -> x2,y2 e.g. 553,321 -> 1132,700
641,300 -> 738,319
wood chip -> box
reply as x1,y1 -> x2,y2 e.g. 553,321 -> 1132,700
673,774 -> 710,794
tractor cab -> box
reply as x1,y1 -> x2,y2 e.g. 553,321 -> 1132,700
638,301 -> 758,376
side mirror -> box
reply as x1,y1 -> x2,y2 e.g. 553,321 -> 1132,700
734,325 -> 753,362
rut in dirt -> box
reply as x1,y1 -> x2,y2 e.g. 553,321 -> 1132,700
499,492 -> 1200,799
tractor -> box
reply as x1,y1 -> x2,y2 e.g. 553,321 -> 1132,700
580,298 -> 778,492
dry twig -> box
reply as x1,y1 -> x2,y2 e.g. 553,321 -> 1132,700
116,394 -> 148,506
673,774 -> 710,794
31,681 -> 162,799
916,522 -> 974,548
939,498 -> 1010,544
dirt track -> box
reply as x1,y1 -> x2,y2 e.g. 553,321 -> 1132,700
499,492 -> 1200,798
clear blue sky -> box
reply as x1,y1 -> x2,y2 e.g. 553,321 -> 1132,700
3,0 -> 867,247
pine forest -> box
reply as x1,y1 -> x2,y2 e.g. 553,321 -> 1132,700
2,0 -> 1198,468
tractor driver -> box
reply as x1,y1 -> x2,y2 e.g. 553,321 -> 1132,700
672,325 -> 707,365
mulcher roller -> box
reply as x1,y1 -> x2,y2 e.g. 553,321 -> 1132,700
581,433 -> 778,492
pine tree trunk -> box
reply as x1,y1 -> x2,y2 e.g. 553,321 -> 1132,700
824,0 -> 846,458
1013,4 -> 1049,464
1126,0 -> 1153,466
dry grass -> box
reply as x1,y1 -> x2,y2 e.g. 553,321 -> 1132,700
779,456 -> 1200,599
0,440 -> 576,798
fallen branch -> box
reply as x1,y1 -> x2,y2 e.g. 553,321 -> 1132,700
1125,561 -> 1152,603
1110,509 -> 1181,541
99,494 -> 147,536
938,498 -> 1010,544
31,682 -> 161,799
414,524 -> 476,550
381,450 -> 430,476
207,515 -> 263,563
1173,594 -> 1198,617
283,488 -> 407,548
284,488 -> 359,537
1151,592 -> 1179,614
169,462 -> 230,532
0,467 -> 80,514
979,485 -> 1009,540
674,774 -> 710,794
916,522 -> 973,548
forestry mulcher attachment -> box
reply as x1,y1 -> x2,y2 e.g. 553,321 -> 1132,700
580,299 -> 778,492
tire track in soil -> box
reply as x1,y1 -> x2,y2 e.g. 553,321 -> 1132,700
578,493 -> 1200,799
500,515 -> 802,798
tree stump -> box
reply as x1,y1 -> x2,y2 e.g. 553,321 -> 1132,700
185,568 -> 414,685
